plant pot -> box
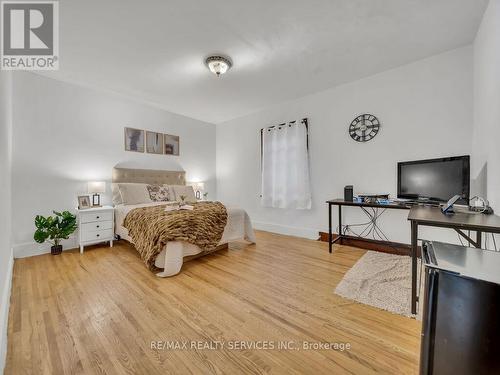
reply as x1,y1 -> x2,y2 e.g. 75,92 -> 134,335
51,245 -> 62,255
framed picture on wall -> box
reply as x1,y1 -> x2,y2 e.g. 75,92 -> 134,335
164,134 -> 180,156
124,127 -> 145,152
146,131 -> 164,154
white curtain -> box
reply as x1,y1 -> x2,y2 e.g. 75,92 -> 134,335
261,121 -> 312,209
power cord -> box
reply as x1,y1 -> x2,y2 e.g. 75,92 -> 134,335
469,196 -> 492,214
342,206 -> 405,254
340,207 -> 386,240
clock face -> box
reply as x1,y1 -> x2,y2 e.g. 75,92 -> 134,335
349,114 -> 380,142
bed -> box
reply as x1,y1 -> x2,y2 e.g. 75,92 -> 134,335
112,167 -> 256,277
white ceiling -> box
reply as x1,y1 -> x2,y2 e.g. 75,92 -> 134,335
40,0 -> 488,124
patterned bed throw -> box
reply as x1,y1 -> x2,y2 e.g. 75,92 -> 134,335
123,202 -> 228,271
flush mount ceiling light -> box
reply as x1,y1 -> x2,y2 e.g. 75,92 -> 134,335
205,55 -> 232,77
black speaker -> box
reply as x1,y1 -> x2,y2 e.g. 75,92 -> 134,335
344,185 -> 353,202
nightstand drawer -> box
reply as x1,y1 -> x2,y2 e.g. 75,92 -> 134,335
81,228 -> 113,242
80,211 -> 113,224
81,221 -> 113,232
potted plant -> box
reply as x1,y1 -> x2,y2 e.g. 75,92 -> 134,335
34,211 -> 78,255
179,194 -> 187,206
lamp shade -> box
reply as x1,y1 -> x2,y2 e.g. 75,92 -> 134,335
188,181 -> 205,191
88,181 -> 106,194
193,182 -> 205,191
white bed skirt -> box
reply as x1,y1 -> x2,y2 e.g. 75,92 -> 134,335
114,202 -> 256,277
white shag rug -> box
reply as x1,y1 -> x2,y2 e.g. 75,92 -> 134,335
335,251 -> 424,319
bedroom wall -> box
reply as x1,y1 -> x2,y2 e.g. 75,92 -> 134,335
472,0 -> 500,211
11,72 -> 217,257
0,71 -> 13,373
217,46 -> 473,244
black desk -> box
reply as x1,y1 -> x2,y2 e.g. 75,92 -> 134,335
408,206 -> 500,314
327,199 -> 500,315
326,199 -> 412,253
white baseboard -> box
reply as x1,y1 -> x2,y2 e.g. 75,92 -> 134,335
13,237 -> 77,258
0,248 -> 14,374
252,221 -> 318,239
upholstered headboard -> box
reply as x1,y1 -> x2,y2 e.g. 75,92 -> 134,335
112,167 -> 186,185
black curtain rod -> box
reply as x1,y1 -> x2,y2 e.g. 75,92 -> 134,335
260,118 -> 309,167
260,118 -> 308,132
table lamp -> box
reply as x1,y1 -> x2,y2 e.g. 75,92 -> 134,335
88,181 -> 106,207
189,182 -> 205,200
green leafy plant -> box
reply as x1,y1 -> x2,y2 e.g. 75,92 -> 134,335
34,211 -> 78,247
203,192 -> 208,199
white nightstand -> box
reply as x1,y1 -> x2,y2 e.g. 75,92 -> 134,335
77,205 -> 114,253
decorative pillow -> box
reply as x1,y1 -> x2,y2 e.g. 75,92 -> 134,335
111,183 -> 123,205
147,185 -> 170,202
170,185 -> 197,203
118,183 -> 152,205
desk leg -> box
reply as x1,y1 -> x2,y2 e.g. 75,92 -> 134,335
328,203 -> 333,253
476,231 -> 482,248
411,221 -> 418,315
338,205 -> 342,245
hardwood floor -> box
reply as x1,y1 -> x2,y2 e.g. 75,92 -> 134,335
5,231 -> 421,374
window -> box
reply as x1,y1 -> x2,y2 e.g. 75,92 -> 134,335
261,119 -> 311,209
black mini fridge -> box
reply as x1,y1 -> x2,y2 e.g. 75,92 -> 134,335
420,241 -> 500,375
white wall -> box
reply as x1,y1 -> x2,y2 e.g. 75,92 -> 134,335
472,0 -> 500,211
217,46 -> 473,244
0,71 -> 14,373
12,72 -> 216,257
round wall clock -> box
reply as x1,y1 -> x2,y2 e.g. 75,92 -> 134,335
349,114 -> 380,142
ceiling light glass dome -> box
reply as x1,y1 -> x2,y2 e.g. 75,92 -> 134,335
205,55 -> 232,77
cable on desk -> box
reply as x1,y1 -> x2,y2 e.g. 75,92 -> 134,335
341,214 -> 373,238
336,205 -> 417,255
336,217 -> 373,239
360,207 -> 390,242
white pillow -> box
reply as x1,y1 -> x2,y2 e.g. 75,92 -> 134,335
117,183 -> 152,205
170,185 -> 197,203
112,183 -> 148,205
111,183 -> 123,205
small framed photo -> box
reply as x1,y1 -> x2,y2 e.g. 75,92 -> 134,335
78,195 -> 91,209
164,134 -> 180,156
146,131 -> 164,154
124,127 -> 145,152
